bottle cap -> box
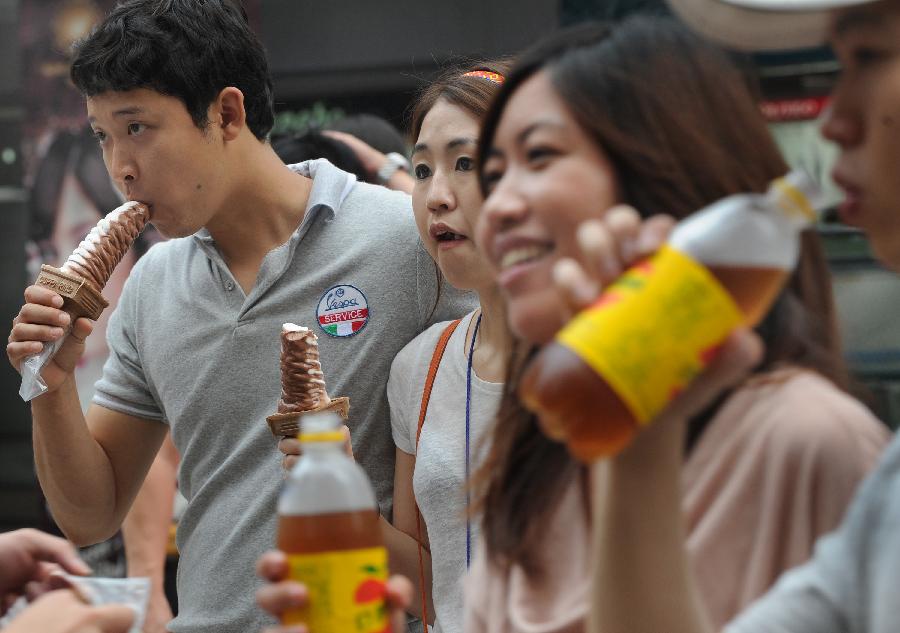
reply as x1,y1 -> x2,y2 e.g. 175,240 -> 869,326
298,411 -> 345,443
768,170 -> 823,227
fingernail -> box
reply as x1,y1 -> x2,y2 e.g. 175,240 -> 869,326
552,258 -> 581,287
52,327 -> 64,338
576,221 -> 606,251
59,313 -> 70,326
71,559 -> 92,575
52,295 -> 63,307
635,233 -> 657,254
288,585 -> 306,602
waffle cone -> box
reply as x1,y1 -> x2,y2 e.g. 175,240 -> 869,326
267,396 -> 350,438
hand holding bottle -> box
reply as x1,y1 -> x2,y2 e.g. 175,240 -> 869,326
551,208 -> 764,439
552,207 -> 675,317
277,425 -> 354,471
529,171 -> 819,461
256,550 -> 412,633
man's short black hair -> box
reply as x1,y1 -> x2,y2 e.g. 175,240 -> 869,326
70,0 -> 274,140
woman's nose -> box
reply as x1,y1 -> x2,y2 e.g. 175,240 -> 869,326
426,172 -> 456,212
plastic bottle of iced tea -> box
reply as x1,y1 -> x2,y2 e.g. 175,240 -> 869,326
276,412 -> 388,632
520,171 -> 822,462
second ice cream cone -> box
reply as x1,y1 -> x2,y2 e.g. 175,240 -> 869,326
268,323 -> 350,438
267,397 -> 350,438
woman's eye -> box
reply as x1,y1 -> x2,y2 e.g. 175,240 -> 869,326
414,164 -> 432,180
127,122 -> 146,135
456,156 -> 474,172
526,146 -> 556,163
92,129 -> 107,144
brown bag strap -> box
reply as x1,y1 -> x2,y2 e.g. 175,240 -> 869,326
414,317 -> 462,628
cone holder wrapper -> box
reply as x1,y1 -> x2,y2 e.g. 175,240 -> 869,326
267,396 -> 350,438
19,266 -> 109,402
36,265 -> 109,320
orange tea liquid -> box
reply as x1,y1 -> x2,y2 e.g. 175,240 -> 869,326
520,266 -> 786,462
277,509 -> 383,554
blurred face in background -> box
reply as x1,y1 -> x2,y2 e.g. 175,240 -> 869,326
477,71 -> 620,345
411,99 -> 495,292
824,0 -> 900,269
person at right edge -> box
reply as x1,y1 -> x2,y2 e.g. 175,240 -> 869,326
583,0 -> 900,632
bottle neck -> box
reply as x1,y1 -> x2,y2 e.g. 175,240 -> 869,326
299,440 -> 344,455
766,171 -> 819,231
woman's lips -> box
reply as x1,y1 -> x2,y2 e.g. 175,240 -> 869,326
437,236 -> 468,251
496,246 -> 553,292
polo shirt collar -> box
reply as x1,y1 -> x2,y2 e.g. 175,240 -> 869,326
191,158 -> 356,247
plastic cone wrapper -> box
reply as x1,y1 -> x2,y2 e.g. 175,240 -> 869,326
0,572 -> 150,633
19,201 -> 149,401
267,323 -> 349,437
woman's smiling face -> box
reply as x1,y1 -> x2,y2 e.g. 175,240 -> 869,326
477,71 -> 620,344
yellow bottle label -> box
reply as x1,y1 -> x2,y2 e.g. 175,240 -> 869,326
283,546 -> 389,633
556,245 -> 743,425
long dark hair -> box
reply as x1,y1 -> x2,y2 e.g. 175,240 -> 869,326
474,16 -> 847,574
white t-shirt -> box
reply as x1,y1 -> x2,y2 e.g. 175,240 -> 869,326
389,309 -> 504,633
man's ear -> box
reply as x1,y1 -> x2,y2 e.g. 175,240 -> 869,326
214,87 -> 246,141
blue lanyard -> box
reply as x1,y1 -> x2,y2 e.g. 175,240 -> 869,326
465,311 -> 482,569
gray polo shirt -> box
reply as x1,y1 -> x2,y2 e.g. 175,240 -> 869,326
93,159 -> 474,633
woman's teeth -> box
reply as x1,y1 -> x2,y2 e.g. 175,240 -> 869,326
500,245 -> 551,269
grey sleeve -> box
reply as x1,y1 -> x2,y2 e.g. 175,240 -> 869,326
92,259 -> 165,421
724,561 -> 850,633
726,440 -> 900,633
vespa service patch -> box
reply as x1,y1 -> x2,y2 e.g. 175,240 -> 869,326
316,284 -> 370,337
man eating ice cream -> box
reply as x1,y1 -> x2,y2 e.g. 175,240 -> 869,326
6,2 -> 471,632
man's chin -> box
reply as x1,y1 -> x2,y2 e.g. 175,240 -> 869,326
150,222 -> 194,240
146,213 -> 198,238
872,239 -> 900,274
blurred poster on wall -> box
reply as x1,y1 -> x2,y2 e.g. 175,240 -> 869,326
20,0 -> 260,411
21,0 -> 134,412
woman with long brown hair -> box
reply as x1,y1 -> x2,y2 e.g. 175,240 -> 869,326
467,16 -> 887,632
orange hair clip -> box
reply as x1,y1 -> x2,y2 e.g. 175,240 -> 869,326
462,70 -> 504,84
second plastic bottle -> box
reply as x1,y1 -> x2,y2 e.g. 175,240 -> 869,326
276,412 -> 388,632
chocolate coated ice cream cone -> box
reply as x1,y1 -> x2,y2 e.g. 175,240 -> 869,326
36,201 -> 149,320
267,323 -> 350,437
